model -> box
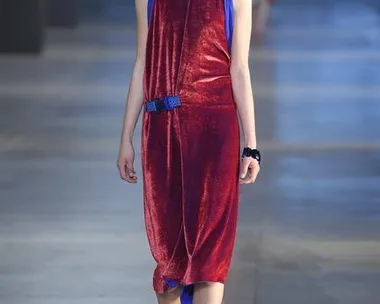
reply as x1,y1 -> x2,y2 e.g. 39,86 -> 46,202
117,0 -> 260,303
252,0 -> 274,37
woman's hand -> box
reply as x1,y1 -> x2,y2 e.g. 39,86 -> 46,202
239,157 -> 260,184
117,140 -> 138,183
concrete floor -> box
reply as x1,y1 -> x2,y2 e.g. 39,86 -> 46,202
1,1 -> 380,303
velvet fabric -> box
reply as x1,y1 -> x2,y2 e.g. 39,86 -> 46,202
142,0 -> 240,297
148,0 -> 234,51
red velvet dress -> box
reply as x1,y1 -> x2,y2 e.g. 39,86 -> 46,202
141,0 -> 240,296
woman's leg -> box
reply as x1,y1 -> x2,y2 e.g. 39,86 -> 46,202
156,286 -> 182,304
193,282 -> 224,304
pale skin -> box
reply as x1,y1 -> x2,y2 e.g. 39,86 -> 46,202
117,0 -> 259,303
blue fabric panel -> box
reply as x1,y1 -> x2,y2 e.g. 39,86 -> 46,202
164,279 -> 194,304
148,0 -> 154,24
224,0 -> 234,51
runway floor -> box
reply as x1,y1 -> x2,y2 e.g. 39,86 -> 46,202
0,1 -> 380,303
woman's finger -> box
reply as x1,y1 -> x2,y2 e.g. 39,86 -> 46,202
125,162 -> 138,183
239,158 -> 249,179
248,162 -> 260,183
117,160 -> 138,183
240,160 -> 260,184
241,170 -> 254,184
118,161 -> 128,181
125,174 -> 138,183
126,162 -> 135,176
123,169 -> 138,183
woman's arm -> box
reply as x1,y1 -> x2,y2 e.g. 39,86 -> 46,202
120,0 -> 148,143
231,0 -> 260,184
231,0 -> 257,149
117,0 -> 148,183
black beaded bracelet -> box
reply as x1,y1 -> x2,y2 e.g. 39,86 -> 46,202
242,147 -> 261,165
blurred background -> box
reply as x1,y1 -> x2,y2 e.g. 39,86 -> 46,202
0,0 -> 380,303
